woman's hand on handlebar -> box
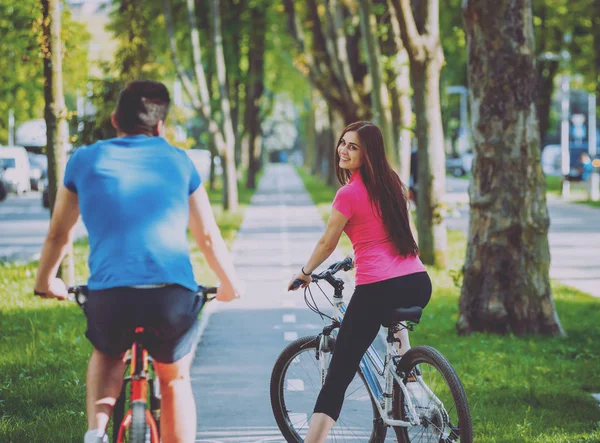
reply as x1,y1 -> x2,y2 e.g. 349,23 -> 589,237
288,272 -> 311,291
35,278 -> 69,301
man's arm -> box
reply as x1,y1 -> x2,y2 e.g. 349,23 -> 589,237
34,185 -> 80,298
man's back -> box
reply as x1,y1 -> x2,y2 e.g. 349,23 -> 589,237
64,135 -> 200,291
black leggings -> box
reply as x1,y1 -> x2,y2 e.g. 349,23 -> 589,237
313,271 -> 432,421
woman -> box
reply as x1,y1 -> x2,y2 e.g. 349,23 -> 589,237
288,121 -> 432,442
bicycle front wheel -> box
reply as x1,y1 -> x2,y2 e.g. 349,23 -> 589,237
270,335 -> 386,442
392,346 -> 472,443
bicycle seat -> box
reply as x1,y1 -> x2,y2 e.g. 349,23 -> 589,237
381,306 -> 423,327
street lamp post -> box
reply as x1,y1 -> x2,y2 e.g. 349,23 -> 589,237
539,41 -> 571,199
560,73 -> 571,198
589,93 -> 599,201
8,109 -> 14,146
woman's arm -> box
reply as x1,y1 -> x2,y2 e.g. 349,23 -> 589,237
34,185 -> 81,299
288,207 -> 348,290
188,184 -> 242,301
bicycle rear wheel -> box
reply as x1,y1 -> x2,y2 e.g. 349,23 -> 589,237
270,335 -> 386,442
392,346 -> 472,443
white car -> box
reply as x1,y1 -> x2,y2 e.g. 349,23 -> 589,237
0,146 -> 31,195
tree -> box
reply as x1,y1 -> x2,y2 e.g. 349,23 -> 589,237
210,0 -> 239,210
0,0 -> 88,144
389,0 -> 448,267
458,0 -> 565,335
282,0 -> 370,126
358,0 -> 395,163
41,0 -> 74,283
245,3 -> 267,189
379,0 -> 413,182
164,0 -> 239,211
41,0 -> 69,213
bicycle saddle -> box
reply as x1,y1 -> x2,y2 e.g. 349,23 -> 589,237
381,306 -> 423,327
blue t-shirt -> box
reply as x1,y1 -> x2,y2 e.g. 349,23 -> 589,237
64,135 -> 201,291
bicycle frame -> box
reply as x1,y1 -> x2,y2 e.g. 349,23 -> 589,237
116,327 -> 160,443
318,279 -> 423,429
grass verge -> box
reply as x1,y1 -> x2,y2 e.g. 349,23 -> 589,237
297,166 -> 600,443
0,175 -> 259,442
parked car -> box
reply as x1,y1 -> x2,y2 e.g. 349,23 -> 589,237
0,146 -> 31,194
446,153 -> 473,177
42,178 -> 50,208
28,153 -> 47,191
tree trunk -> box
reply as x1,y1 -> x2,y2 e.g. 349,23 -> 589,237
390,0 -> 448,267
302,95 -> 316,171
459,0 -> 564,336
411,60 -> 447,267
358,0 -> 395,161
42,0 -> 73,283
386,0 -> 413,182
210,0 -> 238,211
209,136 -> 217,191
245,4 -> 266,190
165,0 -> 235,210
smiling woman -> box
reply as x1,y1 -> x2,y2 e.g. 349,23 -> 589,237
287,121 -> 431,442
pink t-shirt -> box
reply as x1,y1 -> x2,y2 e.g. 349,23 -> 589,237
332,172 -> 426,285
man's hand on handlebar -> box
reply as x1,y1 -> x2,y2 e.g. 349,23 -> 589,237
34,277 -> 69,301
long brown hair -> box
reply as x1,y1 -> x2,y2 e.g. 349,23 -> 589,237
334,121 -> 418,257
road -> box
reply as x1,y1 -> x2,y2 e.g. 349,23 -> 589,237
0,192 -> 86,263
444,177 -> 600,298
1,178 -> 598,298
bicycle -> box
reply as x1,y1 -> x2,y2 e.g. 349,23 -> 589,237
270,258 -> 472,442
67,284 -> 217,443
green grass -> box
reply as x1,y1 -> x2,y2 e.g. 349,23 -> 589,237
297,166 -> 600,443
0,176 -> 259,442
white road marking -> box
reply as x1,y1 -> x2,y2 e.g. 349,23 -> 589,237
283,314 -> 296,323
284,331 -> 298,341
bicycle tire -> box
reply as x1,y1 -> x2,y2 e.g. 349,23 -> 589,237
112,381 -> 127,443
392,346 -> 472,443
129,401 -> 147,443
270,335 -> 386,442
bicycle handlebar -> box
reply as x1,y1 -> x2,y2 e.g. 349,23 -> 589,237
290,257 -> 354,290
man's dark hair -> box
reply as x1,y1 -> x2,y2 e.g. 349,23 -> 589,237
114,80 -> 171,135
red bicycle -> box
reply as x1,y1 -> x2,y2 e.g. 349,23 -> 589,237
68,285 -> 217,443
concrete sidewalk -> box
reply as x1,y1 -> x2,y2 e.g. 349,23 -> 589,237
191,164 -> 354,442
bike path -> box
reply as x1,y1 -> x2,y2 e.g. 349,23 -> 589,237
191,164 -> 363,442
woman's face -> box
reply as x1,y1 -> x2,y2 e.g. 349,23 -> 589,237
338,131 -> 363,173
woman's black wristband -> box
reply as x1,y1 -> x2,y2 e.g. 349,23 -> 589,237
301,267 -> 311,276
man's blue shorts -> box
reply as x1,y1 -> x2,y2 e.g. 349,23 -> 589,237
84,285 -> 203,363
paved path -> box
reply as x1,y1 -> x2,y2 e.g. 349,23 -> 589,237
191,164 -> 394,442
445,177 -> 600,298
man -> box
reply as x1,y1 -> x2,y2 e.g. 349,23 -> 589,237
34,80 -> 243,443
